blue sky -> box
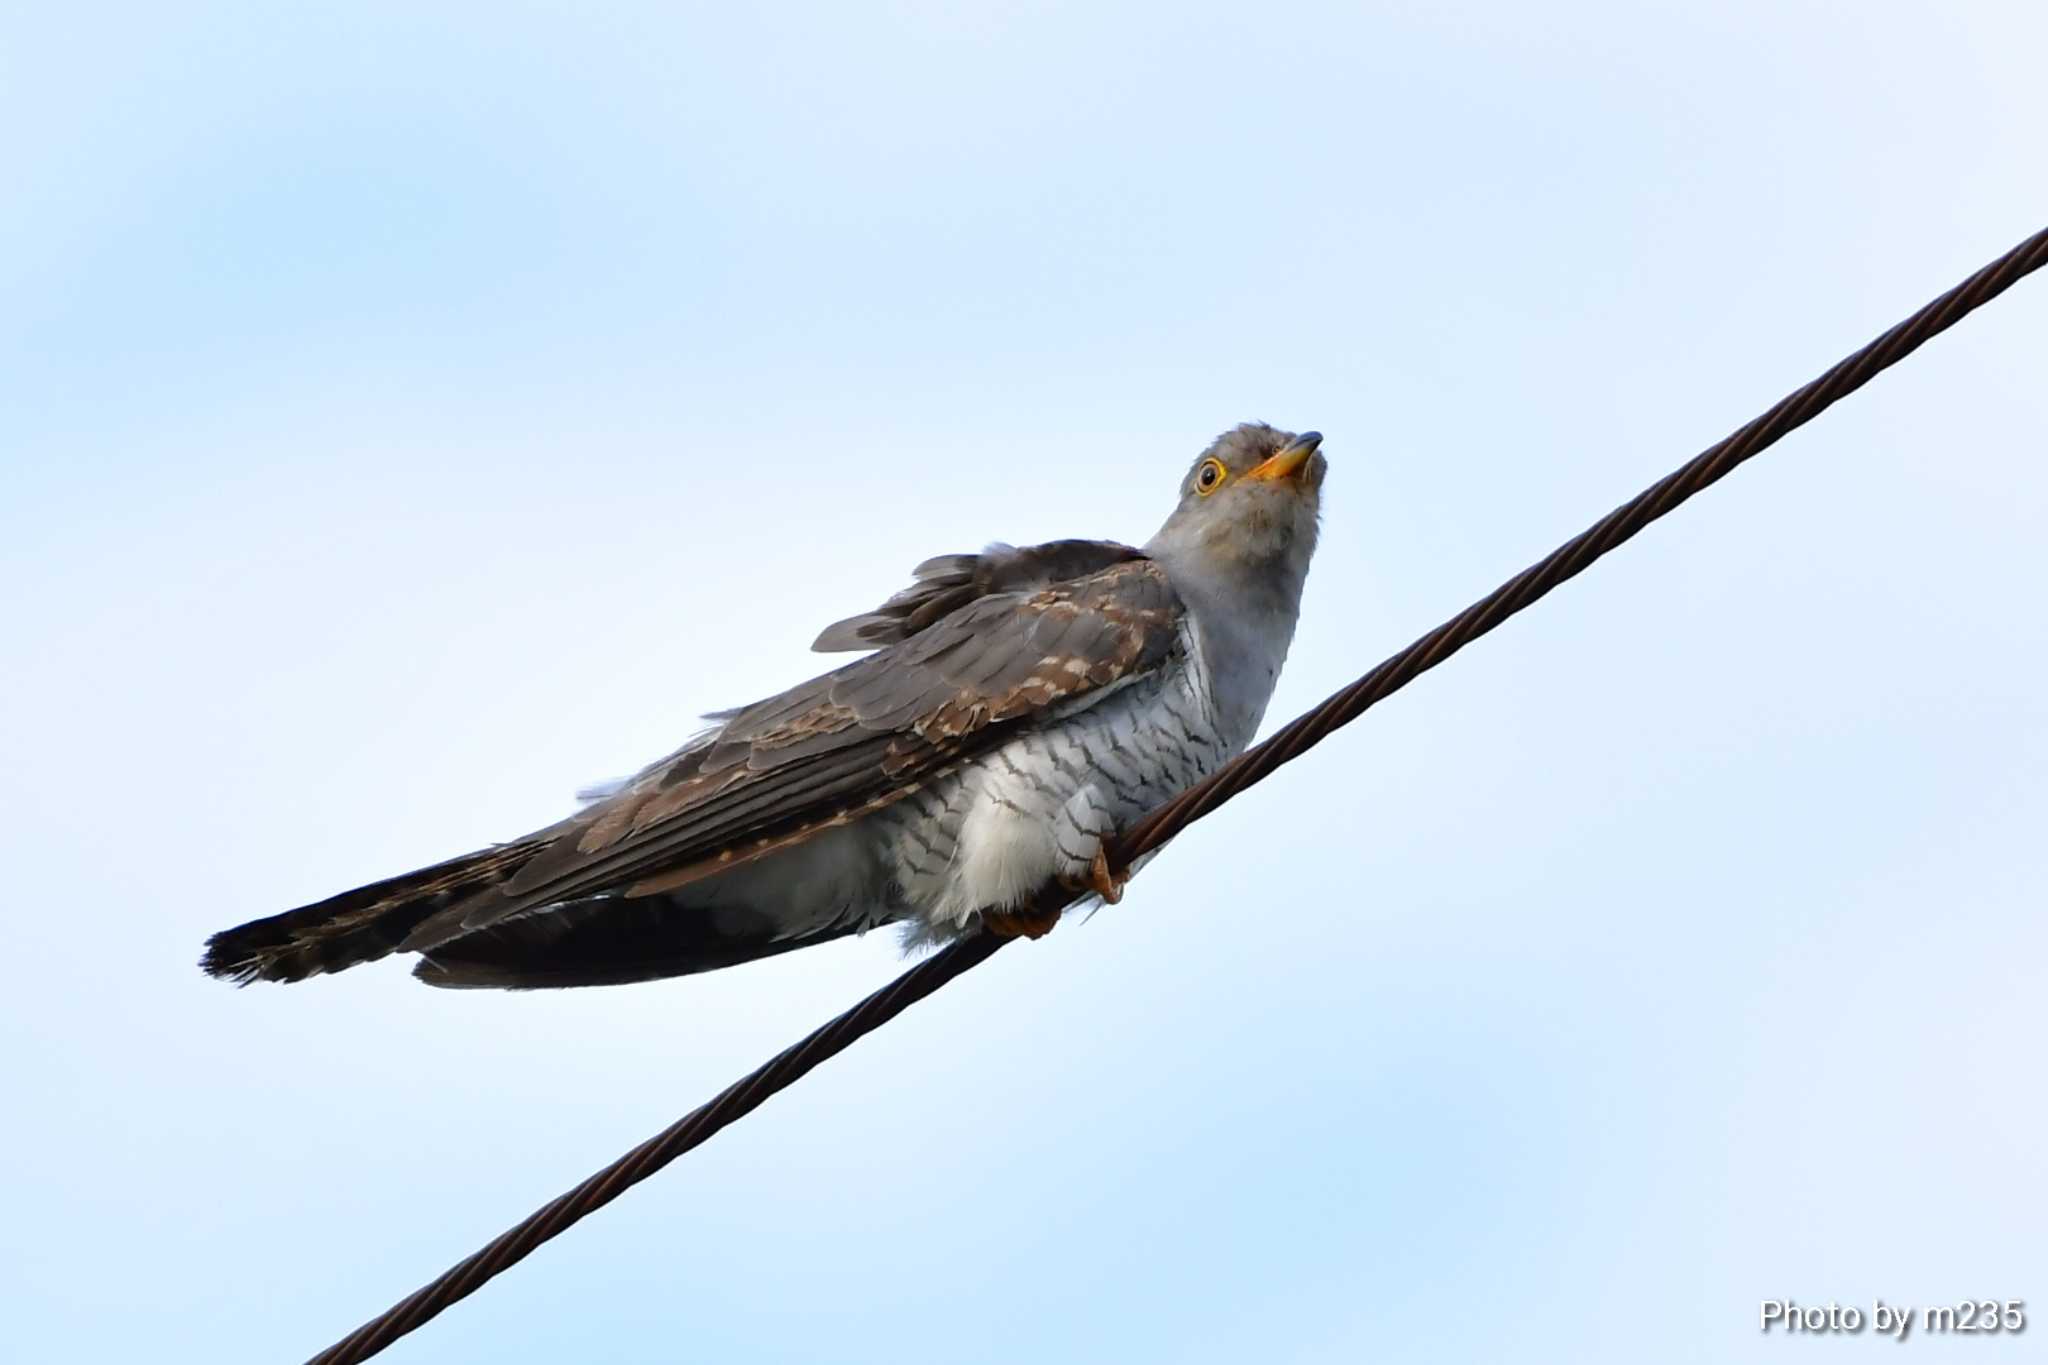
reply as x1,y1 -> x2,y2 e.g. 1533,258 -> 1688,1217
4,3 -> 2044,1361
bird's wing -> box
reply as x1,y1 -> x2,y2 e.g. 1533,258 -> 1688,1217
810,538 -> 1146,652
400,555 -> 1182,951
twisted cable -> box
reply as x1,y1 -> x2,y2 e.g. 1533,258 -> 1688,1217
307,225 -> 2048,1365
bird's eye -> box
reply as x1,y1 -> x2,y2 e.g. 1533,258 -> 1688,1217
1195,459 -> 1227,495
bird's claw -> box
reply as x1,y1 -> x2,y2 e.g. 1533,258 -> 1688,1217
989,848 -> 1129,940
1060,848 -> 1128,906
985,906 -> 1062,940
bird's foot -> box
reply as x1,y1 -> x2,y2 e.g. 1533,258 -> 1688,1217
1059,847 -> 1128,906
985,905 -> 1062,940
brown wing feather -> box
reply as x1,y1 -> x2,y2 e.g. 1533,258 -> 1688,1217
809,539 -> 1146,652
399,556 -> 1182,952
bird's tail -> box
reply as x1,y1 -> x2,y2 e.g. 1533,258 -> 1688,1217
200,843 -> 544,985
410,895 -> 860,990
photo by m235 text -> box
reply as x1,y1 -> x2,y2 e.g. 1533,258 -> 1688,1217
1761,1300 -> 2027,1341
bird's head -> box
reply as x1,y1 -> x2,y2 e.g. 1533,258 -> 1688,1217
1145,423 -> 1326,586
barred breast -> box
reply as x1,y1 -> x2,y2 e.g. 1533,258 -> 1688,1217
873,623 -> 1244,942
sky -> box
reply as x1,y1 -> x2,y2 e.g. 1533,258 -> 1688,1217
3,2 -> 2045,1361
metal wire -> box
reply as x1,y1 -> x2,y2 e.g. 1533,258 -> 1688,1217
306,225 -> 2048,1365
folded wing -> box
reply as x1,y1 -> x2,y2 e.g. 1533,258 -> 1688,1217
406,554 -> 1182,950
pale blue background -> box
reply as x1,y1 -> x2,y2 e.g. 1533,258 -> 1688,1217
3,3 -> 2044,1362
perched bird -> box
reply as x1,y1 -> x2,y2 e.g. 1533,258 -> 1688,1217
201,423 -> 1327,989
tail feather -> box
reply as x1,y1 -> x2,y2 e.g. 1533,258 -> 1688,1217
413,896 -> 859,990
200,843 -> 542,985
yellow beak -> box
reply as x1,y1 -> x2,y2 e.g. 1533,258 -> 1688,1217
1246,431 -> 1323,481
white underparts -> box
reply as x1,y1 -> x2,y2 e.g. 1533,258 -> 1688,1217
878,619 -> 1252,945
667,612 -> 1289,952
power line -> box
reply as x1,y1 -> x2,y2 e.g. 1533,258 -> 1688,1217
306,225 -> 2048,1365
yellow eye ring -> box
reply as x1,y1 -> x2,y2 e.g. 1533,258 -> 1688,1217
1195,458 -> 1227,495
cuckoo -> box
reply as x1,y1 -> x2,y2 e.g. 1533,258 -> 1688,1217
201,423 -> 1328,989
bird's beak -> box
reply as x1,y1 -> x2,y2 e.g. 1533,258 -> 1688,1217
1246,431 -> 1324,482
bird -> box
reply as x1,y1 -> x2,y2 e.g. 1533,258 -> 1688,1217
200,423 -> 1327,990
